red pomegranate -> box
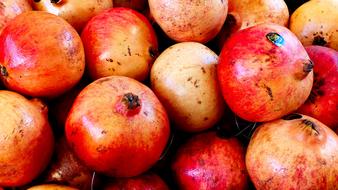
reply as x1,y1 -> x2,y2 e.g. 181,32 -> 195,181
171,132 -> 248,189
246,114 -> 338,189
65,76 -> 170,177
218,23 -> 313,122
0,90 -> 54,187
104,173 -> 169,190
297,45 -> 338,130
81,8 -> 158,81
0,11 -> 85,98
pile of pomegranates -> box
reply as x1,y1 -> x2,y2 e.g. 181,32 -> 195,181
0,0 -> 337,189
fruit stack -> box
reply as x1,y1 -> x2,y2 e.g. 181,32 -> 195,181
0,0 -> 337,189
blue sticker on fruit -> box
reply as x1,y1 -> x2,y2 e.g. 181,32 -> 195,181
266,32 -> 284,47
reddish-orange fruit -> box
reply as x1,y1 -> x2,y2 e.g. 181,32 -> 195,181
0,11 -> 85,98
81,8 -> 158,81
218,23 -> 313,122
65,76 -> 170,177
172,132 -> 248,189
0,90 -> 54,187
246,114 -> 338,189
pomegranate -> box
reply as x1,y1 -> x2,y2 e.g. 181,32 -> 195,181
65,76 -> 170,177
218,23 -> 313,122
150,42 -> 224,132
27,184 -> 78,190
172,132 -> 248,189
44,137 -> 92,190
290,0 -> 338,50
0,11 -> 85,98
113,0 -> 147,11
148,0 -> 228,43
32,0 -> 113,32
0,0 -> 32,34
297,46 -> 338,130
104,173 -> 169,190
246,114 -> 338,189
0,90 -> 54,187
81,8 -> 158,81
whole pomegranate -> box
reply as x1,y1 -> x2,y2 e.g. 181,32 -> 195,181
297,46 -> 338,130
81,8 -> 158,81
32,0 -> 113,32
218,23 -> 313,122
246,114 -> 338,189
172,132 -> 248,190
0,11 -> 85,98
0,0 -> 32,34
66,76 -> 170,177
0,90 -> 54,187
104,173 -> 169,190
148,0 -> 228,43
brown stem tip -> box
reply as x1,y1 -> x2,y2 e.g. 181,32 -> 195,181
122,93 -> 141,110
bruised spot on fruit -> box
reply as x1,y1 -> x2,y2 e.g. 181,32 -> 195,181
307,74 -> 325,103
122,93 -> 141,110
266,32 -> 284,47
312,36 -> 327,46
0,65 -> 8,77
282,113 -> 302,120
96,145 -> 109,153
33,0 -> 41,2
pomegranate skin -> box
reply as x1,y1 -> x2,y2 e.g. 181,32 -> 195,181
218,23 -> 313,122
297,45 -> 338,130
246,114 -> 338,189
0,0 -> 32,34
0,11 -> 85,98
172,132 -> 248,190
0,90 -> 54,187
65,76 -> 170,177
81,8 -> 158,81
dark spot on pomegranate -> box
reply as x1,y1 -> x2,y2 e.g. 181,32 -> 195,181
51,0 -> 61,4
127,46 -> 131,56
312,36 -> 327,46
101,130 -> 107,134
187,77 -> 192,81
143,111 -> 148,116
201,67 -> 206,74
33,0 -> 41,2
264,85 -> 273,101
282,113 -> 302,120
122,93 -> 141,110
106,58 -> 113,62
204,117 -> 208,121
197,100 -> 202,104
